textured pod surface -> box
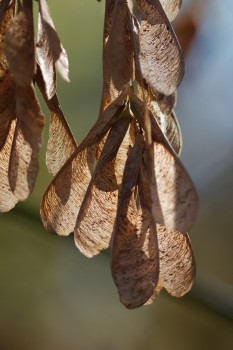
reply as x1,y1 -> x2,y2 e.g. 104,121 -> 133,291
36,66 -> 77,176
8,84 -> 44,201
75,114 -> 130,257
38,0 -> 69,82
36,12 -> 56,100
112,136 -> 159,309
141,141 -> 198,232
149,98 -> 182,155
40,145 -> 95,235
0,84 -> 44,211
157,225 -> 195,296
0,118 -> 18,212
5,0 -> 35,86
40,98 -> 126,235
0,0 -> 15,149
138,0 -> 184,95
101,0 -> 133,111
114,120 -> 137,184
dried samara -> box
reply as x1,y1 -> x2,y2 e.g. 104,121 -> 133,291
0,0 -> 76,211
0,0 -> 199,308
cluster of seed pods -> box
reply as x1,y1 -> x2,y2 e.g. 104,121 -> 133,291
0,0 -> 198,308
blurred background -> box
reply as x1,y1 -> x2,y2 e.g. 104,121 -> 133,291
0,0 -> 232,349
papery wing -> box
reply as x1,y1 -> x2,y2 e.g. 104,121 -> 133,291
38,0 -> 69,82
141,141 -> 198,232
149,96 -> 182,155
101,0 -> 132,111
105,0 -> 133,94
36,65 -> 77,176
8,84 -> 44,201
157,225 -> 195,296
114,119 -> 137,184
36,12 -> 56,99
74,113 -> 130,257
5,0 -> 35,86
131,95 -> 198,232
137,0 -> 184,95
0,0 -> 15,149
112,136 -> 159,308
0,118 -> 18,212
40,145 -> 95,235
40,99 -> 125,235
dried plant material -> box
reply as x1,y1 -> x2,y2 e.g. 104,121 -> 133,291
149,98 -> 182,155
114,120 -> 137,184
36,12 -> 56,99
2,0 -> 199,310
0,0 -> 15,146
159,0 -> 182,22
100,0 -> 118,111
141,141 -> 198,233
38,0 -> 69,82
0,0 -> 15,71
105,0 -> 133,94
137,168 -> 195,305
0,83 -> 44,210
45,95 -> 77,176
156,225 -> 195,296
0,118 -> 18,212
130,93 -> 181,154
40,98 -> 126,235
0,0 -> 13,26
100,0 -> 132,112
8,84 -> 44,200
137,0 -> 184,95
0,0 -> 44,211
0,74 -> 15,150
35,65 -> 77,176
75,114 -> 130,257
153,90 -> 177,116
112,136 -> 159,308
5,0 -> 35,86
40,146 -> 94,235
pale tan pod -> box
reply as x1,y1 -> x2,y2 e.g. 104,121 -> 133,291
0,72 -> 15,150
114,119 -> 137,184
97,118 -> 137,185
5,0 -> 35,86
130,95 -> 198,232
8,84 -> 44,201
38,0 -> 69,82
36,65 -> 77,176
40,97 -> 126,235
138,166 -> 195,304
141,141 -> 198,233
0,118 -> 18,212
112,136 -> 159,309
137,0 -> 184,95
74,113 -> 131,257
40,145 -> 95,235
0,0 -> 18,212
149,97 -> 182,155
100,0 -> 133,112
105,0 -> 133,94
144,227 -> 195,304
0,0 -> 15,150
156,225 -> 195,296
151,89 -> 177,115
36,12 -> 56,100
